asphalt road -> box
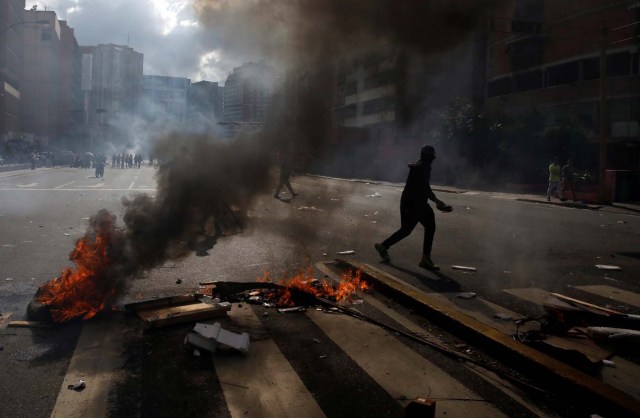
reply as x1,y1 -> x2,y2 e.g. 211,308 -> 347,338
0,165 -> 638,417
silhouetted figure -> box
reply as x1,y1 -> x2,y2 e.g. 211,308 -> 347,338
273,152 -> 298,199
375,145 -> 452,271
547,157 -> 562,201
561,159 -> 577,202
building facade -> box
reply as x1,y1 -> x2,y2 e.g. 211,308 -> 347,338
81,44 -> 143,150
187,80 -> 224,132
486,0 -> 640,168
140,75 -> 190,124
21,9 -> 61,143
0,0 -> 25,138
58,20 -> 82,143
223,61 -> 274,123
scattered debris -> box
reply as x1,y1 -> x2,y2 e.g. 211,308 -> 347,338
278,307 -> 306,313
503,271 -> 512,274
595,264 -> 621,271
602,359 -> 615,368
126,294 -> 231,329
193,349 -> 201,357
494,313 -> 513,321
185,322 -> 250,353
336,250 -> 355,255
67,380 -> 86,391
452,265 -> 477,272
617,220 -> 627,224
7,321 -> 50,328
457,292 -> 477,300
454,343 -> 468,350
175,279 -> 182,284
319,355 -> 328,359
297,205 -> 321,211
405,398 -> 436,418
63,233 -> 71,236
5,278 -> 13,281
587,327 -> 640,342
368,192 -> 382,197
313,338 -> 321,344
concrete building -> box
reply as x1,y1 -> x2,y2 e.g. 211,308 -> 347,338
81,44 -> 143,150
140,75 -> 190,124
332,38 -> 487,181
0,0 -> 25,138
223,61 -> 274,123
58,20 -> 82,143
486,0 -> 640,169
21,9 -> 61,144
187,80 -> 223,132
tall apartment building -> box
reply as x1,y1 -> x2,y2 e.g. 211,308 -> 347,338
223,61 -> 274,123
21,9 -> 61,143
486,0 -> 640,168
188,80 -> 223,132
58,20 -> 82,142
0,0 -> 25,138
81,44 -> 143,150
332,38 -> 486,180
140,75 -> 190,123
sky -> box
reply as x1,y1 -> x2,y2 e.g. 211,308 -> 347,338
25,0 -> 247,84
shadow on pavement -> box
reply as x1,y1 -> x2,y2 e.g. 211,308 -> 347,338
383,262 -> 462,292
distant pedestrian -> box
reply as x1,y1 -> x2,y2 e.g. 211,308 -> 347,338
547,157 -> 562,201
374,145 -> 452,271
112,154 -> 116,168
561,159 -> 577,202
273,151 -> 298,199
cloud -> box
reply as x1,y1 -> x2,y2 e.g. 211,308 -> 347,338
25,0 -> 242,82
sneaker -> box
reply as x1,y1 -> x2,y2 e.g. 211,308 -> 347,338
546,197 -> 550,202
374,243 -> 390,262
419,256 -> 440,271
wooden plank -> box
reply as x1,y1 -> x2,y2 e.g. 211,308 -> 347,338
8,320 -> 51,328
137,302 -> 230,329
550,292 -> 621,315
336,259 -> 640,418
575,285 -> 640,309
123,294 -> 200,311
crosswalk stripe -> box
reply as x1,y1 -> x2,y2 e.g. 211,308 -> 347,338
307,309 -> 507,417
574,285 -> 640,309
212,304 -> 326,418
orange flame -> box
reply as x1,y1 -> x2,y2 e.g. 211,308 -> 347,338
259,267 -> 369,306
37,230 -> 115,322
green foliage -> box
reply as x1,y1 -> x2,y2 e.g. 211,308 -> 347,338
431,98 -> 597,184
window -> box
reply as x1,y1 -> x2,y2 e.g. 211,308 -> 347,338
363,96 -> 395,115
582,57 -> 600,80
547,61 -> 579,87
607,52 -> 631,77
487,77 -> 512,97
514,69 -> 543,92
508,36 -> 544,71
335,104 -> 356,119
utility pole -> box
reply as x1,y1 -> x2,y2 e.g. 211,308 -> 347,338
598,22 -> 609,203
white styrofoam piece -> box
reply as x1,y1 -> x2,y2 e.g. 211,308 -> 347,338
192,322 -> 250,353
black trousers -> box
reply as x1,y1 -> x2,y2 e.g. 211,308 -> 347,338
382,204 -> 435,257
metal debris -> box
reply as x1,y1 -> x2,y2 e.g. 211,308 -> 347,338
278,307 -> 306,313
452,265 -> 477,272
595,264 -> 621,271
67,380 -> 86,391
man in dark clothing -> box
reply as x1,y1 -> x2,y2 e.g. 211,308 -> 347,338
273,151 -> 298,199
375,145 -> 452,271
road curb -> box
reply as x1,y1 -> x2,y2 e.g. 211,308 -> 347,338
337,258 -> 640,418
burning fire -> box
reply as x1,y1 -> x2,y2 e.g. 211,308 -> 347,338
258,267 -> 369,306
37,211 -> 121,322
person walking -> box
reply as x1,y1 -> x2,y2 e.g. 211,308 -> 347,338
547,157 -> 562,201
561,159 -> 577,202
273,151 -> 298,199
374,145 -> 452,271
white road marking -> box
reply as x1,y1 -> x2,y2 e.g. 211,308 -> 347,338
54,181 -> 75,190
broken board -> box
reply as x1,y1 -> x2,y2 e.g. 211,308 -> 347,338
137,302 -> 230,329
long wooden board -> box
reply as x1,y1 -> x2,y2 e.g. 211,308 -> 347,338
137,302 -> 230,329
